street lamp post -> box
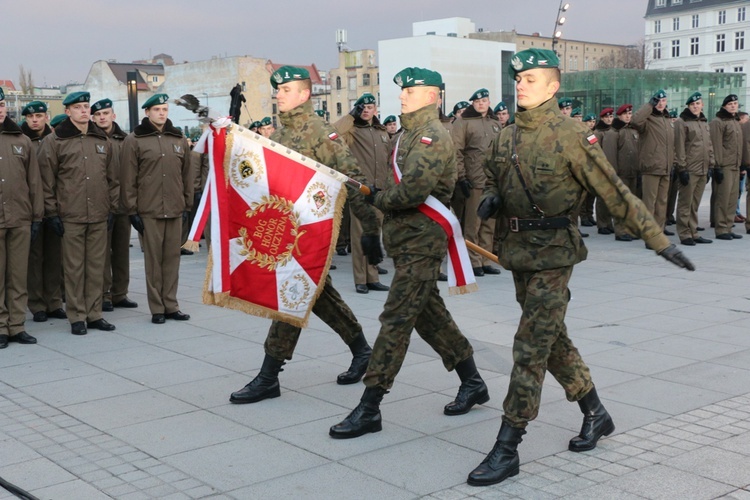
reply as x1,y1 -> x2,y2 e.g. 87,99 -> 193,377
551,2 -> 571,58
126,71 -> 138,132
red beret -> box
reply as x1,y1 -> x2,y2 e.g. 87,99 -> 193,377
600,108 -> 614,117
616,104 -> 633,115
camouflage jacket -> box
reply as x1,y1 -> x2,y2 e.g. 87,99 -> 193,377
631,103 -> 674,175
710,107 -> 742,170
674,109 -> 713,175
612,118 -> 639,178
372,104 -> 456,258
482,97 -> 670,272
451,107 -> 500,189
272,100 -> 378,235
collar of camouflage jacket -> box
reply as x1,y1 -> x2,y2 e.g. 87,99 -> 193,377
278,100 -> 314,128
134,117 -> 183,138
54,117 -> 107,140
21,121 -> 51,140
399,103 -> 439,131
716,107 -> 739,121
0,116 -> 22,134
514,97 -> 559,130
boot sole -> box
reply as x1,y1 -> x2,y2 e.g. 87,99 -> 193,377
229,387 -> 281,404
329,421 -> 382,439
466,465 -> 519,486
568,419 -> 615,452
443,392 -> 491,416
336,373 -> 365,385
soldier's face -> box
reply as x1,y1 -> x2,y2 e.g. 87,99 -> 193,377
602,115 -> 614,125
688,100 -> 703,116
386,122 -> 398,134
472,97 -> 490,116
66,102 -> 90,125
515,69 -> 560,110
93,108 -> 115,132
560,106 -> 572,116
586,120 -> 595,129
724,101 -> 739,114
145,104 -> 169,127
0,101 -> 6,122
360,104 -> 376,122
276,81 -> 310,113
26,112 -> 48,131
618,110 -> 632,123
497,109 -> 510,125
655,97 -> 667,112
573,115 -> 582,122
259,124 -> 274,138
399,86 -> 435,114
455,108 -> 465,117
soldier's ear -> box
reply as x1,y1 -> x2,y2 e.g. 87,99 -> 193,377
548,80 -> 561,97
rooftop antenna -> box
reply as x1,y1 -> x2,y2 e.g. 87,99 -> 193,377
336,29 -> 350,53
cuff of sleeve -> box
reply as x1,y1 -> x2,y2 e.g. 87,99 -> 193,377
644,233 -> 670,253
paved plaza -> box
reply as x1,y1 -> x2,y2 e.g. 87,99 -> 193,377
2,195 -> 750,499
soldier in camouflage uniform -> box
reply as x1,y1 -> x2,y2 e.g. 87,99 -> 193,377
466,49 -> 695,487
230,66 -> 384,404
330,67 -> 490,440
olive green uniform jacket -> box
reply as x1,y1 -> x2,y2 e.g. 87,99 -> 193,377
710,108 -> 743,170
612,118 -> 639,178
451,107 -> 501,189
674,109 -> 714,175
0,117 -> 43,227
333,115 -> 391,189
631,103 -> 674,175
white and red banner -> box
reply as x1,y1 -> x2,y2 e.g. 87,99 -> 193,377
187,120 -> 346,327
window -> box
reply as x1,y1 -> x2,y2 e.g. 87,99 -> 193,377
715,68 -> 725,73
336,103 -> 342,116
584,57 -> 589,70
335,76 -> 341,90
654,19 -> 661,33
241,81 -> 246,91
655,0 -> 666,6
673,17 -> 680,31
739,7 -> 746,22
690,37 -> 699,55
348,77 -> 356,92
362,73 -> 370,86
152,76 -> 158,82
734,66 -> 745,73
673,0 -> 682,4
272,103 -> 277,114
718,10 -> 726,24
671,39 -> 680,57
653,41 -> 662,59
717,33 -> 726,52
736,31 -> 745,50
692,14 -> 699,28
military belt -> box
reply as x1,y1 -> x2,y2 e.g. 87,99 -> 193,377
383,209 -> 419,222
508,216 -> 571,232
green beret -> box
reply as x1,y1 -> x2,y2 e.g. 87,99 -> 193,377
393,67 -> 442,88
571,107 -> 582,117
0,88 -> 4,101
452,101 -> 470,114
270,66 -> 310,89
509,49 -> 560,78
669,110 -> 678,118
493,102 -> 507,113
91,98 -> 113,113
470,88 -> 489,101
558,97 -> 573,109
259,116 -> 272,126
315,110 -> 326,117
583,113 -> 597,122
383,115 -> 397,125
22,101 -> 47,116
652,89 -> 667,100
50,114 -> 67,127
63,91 -> 90,106
355,93 -> 376,106
251,121 -> 262,129
142,93 -> 169,109
686,92 -> 702,105
723,94 -> 738,106
448,112 -> 455,118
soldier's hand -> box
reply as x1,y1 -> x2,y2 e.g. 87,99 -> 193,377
457,178 -> 473,198
360,234 -> 384,266
477,195 -> 502,220
30,221 -> 42,243
659,244 -> 695,271
714,168 -> 724,184
107,213 -> 115,231
707,168 -> 713,183
678,170 -> 690,186
649,96 -> 660,107
363,185 -> 380,205
129,214 -> 145,235
47,216 -> 64,237
350,103 -> 365,120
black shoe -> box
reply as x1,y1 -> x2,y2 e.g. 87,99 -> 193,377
597,228 -> 612,235
102,301 -> 114,312
716,233 -> 733,240
355,284 -> 369,294
467,423 -> 526,486
337,332 -> 372,385
47,308 -> 67,319
366,282 -> 389,291
569,387 -> 615,452
71,321 -> 87,335
481,266 -> 501,275
10,332 -> 37,344
694,236 -> 712,244
32,311 -> 48,322
615,234 -> 634,242
663,229 -> 675,236
579,230 -> 589,238
230,354 -> 285,404
444,356 -> 490,415
731,232 -> 743,239
152,314 -> 166,324
680,238 -> 696,246
87,319 -> 116,331
329,387 -> 387,439
165,311 -> 190,321
376,266 -> 388,275
697,226 -> 705,231
336,248 -> 348,256
580,217 -> 595,227
438,272 -> 448,282
473,267 -> 485,277
0,335 -> 8,349
666,217 -> 676,226
180,248 -> 194,256
113,297 -> 138,308
329,264 -> 337,270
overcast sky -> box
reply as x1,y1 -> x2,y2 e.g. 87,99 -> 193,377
2,0 -> 649,87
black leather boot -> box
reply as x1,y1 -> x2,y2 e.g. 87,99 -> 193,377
444,356 -> 490,415
337,332 -> 372,385
329,387 -> 387,439
569,386 -> 615,452
229,354 -> 285,404
467,422 -> 526,486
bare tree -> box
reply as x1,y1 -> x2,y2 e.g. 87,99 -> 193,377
18,65 -> 34,94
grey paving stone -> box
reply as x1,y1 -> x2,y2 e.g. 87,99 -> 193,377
665,446 -> 750,488
22,372 -> 146,407
0,457 -> 77,490
606,463 -> 735,499
31,479 -> 113,500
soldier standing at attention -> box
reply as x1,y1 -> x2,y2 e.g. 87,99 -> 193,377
257,116 -> 275,138
0,89 -> 43,348
91,98 -> 138,311
494,102 -> 510,127
710,94 -> 744,240
329,67 -> 490,439
383,115 -> 398,138
467,49 -> 695,487
120,94 -> 194,324
39,92 -> 118,336
229,66 -> 384,404
579,113 -> 598,227
558,97 -> 573,116
334,93 -> 391,295
593,108 -> 618,238
21,101 -> 66,323
612,104 -> 641,200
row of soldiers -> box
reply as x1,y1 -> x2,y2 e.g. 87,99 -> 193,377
0,88 -> 196,348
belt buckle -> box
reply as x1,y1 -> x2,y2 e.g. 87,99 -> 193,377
509,217 -> 519,232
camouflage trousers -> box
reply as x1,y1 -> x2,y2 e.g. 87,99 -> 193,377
503,266 -> 593,428
364,254 -> 474,390
265,274 -> 362,361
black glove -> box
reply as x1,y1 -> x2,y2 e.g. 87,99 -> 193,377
47,216 -> 64,237
477,195 -> 502,220
457,178 -> 473,198
649,96 -> 660,107
659,244 -> 695,271
363,186 -> 380,205
678,170 -> 690,187
193,191 -> 202,208
349,103 -> 365,120
670,166 -> 678,182
107,213 -> 115,231
129,214 -> 144,235
707,168 -> 713,182
714,167 -> 724,184
360,234 -> 384,266
182,211 -> 190,223
30,221 -> 41,243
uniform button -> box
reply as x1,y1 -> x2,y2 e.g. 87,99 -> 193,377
86,176 -> 90,180
162,153 -> 165,157
84,156 -> 88,159
163,174 -> 166,177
